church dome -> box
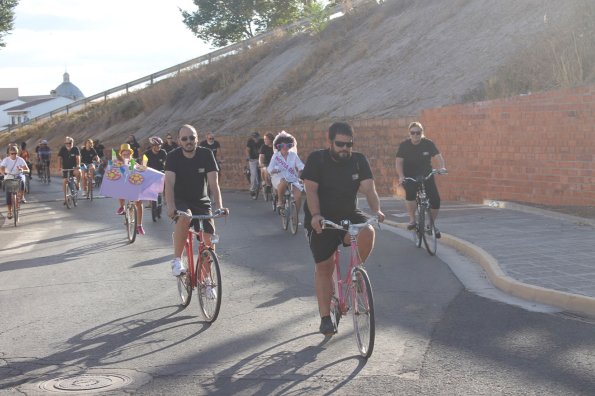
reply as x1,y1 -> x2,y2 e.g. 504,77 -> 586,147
53,72 -> 84,101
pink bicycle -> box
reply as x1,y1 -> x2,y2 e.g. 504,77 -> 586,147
321,216 -> 379,358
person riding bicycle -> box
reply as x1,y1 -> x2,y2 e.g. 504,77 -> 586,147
162,133 -> 178,153
267,131 -> 304,216
199,132 -> 224,174
302,122 -> 385,336
37,140 -> 52,182
259,132 -> 274,195
58,137 -> 81,205
246,132 -> 264,198
0,146 -> 29,219
165,124 -> 228,277
115,144 -> 146,235
79,138 -> 100,197
395,121 -> 446,238
143,136 -> 167,172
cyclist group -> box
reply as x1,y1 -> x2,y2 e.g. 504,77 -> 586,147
1,121 -> 446,338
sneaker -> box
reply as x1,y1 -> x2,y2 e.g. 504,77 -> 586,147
7,212 -> 13,219
116,206 -> 125,215
171,258 -> 186,276
205,280 -> 217,300
319,315 -> 337,336
136,225 -> 145,235
250,190 -> 256,197
21,198 -> 27,203
435,227 -> 441,239
407,222 -> 417,230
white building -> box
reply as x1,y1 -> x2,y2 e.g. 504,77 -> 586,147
0,72 -> 85,129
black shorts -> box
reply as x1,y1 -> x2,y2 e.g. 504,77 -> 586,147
62,169 -> 76,179
403,176 -> 441,209
307,209 -> 368,263
175,199 -> 215,235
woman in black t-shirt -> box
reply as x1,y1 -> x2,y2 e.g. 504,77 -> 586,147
79,139 -> 99,197
395,121 -> 447,236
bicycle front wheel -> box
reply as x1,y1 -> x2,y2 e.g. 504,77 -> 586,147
88,178 -> 94,201
177,242 -> 192,307
351,267 -> 375,358
422,207 -> 437,256
12,193 -> 18,227
151,201 -> 158,222
281,203 -> 289,230
290,201 -> 299,235
197,249 -> 222,322
415,206 -> 424,248
126,204 -> 137,243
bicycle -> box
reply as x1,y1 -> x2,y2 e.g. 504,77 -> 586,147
62,169 -> 79,209
4,177 -> 22,227
279,180 -> 301,235
81,165 -> 95,201
124,200 -> 138,244
321,216 -> 379,358
39,161 -> 50,184
174,209 -> 228,322
151,192 -> 163,222
403,169 -> 447,256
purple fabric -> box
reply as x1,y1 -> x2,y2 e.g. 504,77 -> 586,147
99,164 -> 164,201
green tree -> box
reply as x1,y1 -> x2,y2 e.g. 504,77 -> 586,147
181,0 -> 323,48
0,0 -> 18,48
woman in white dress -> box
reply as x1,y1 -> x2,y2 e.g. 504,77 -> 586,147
267,131 -> 304,216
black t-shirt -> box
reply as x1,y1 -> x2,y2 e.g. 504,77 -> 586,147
145,148 -> 167,172
395,138 -> 439,177
58,146 -> 80,169
95,144 -> 105,159
259,144 -> 274,166
246,138 -> 264,159
162,142 -> 178,153
80,147 -> 98,165
165,147 -> 219,206
199,140 -> 221,160
301,149 -> 373,221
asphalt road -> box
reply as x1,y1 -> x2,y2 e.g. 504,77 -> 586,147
1,181 -> 595,395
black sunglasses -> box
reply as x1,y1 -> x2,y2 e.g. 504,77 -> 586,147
180,136 -> 196,142
410,130 -> 422,136
333,140 -> 353,148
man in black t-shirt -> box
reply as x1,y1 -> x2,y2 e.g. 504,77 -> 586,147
199,132 -> 223,175
302,122 -> 385,336
258,132 -> 275,192
165,124 -> 228,277
395,121 -> 446,236
94,140 -> 105,159
58,136 -> 81,205
162,133 -> 178,153
245,132 -> 264,197
144,136 -> 167,172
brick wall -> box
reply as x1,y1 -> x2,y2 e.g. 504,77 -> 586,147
217,84 -> 595,206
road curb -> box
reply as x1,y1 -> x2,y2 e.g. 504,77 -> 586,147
384,219 -> 595,318
483,199 -> 595,228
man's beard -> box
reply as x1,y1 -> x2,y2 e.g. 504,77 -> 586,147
182,144 -> 196,153
330,148 -> 351,162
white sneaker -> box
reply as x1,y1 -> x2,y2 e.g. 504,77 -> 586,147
171,258 -> 186,276
205,280 -> 217,300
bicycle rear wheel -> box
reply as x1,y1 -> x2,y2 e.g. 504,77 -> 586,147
351,267 -> 375,358
197,249 -> 222,322
126,203 -> 137,243
422,207 -> 437,255
177,242 -> 192,307
290,200 -> 298,235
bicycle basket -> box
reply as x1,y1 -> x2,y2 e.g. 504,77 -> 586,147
4,179 -> 21,193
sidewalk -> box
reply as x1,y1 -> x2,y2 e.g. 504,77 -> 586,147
362,197 -> 595,318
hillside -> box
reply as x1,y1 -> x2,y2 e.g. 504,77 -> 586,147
3,0 -> 594,148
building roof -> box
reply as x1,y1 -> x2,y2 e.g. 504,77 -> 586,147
5,98 -> 54,112
53,72 -> 84,101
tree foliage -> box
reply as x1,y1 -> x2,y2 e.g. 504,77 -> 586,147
181,0 -> 325,48
0,0 -> 19,48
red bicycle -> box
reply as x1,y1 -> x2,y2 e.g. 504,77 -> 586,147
174,209 -> 228,322
322,216 -> 379,358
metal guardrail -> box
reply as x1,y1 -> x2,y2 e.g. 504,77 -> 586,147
1,1 -> 370,134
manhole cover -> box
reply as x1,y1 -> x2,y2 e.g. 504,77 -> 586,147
40,374 -> 132,393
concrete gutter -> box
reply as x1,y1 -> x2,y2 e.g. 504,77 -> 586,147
384,218 -> 595,318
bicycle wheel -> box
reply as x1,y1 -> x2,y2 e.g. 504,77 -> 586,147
65,193 -> 73,209
272,192 -> 278,212
151,201 -> 158,222
330,295 -> 340,332
25,177 -> 30,194
126,204 -> 137,243
177,242 -> 192,307
197,249 -> 222,322
422,207 -> 437,255
281,203 -> 289,230
12,192 -> 18,227
88,177 -> 94,201
351,267 -> 375,358
70,181 -> 78,207
414,205 -> 424,248
253,183 -> 260,200
290,200 -> 299,235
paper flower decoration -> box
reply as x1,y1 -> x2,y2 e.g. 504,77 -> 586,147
135,165 -> 147,172
106,169 -> 122,181
128,173 -> 144,185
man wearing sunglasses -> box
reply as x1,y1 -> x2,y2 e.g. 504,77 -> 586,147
396,121 -> 446,237
302,121 -> 385,336
58,137 -> 81,205
165,124 -> 228,277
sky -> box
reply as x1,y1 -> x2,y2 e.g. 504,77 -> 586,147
0,0 -> 212,97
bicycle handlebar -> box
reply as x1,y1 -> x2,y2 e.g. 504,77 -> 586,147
403,168 -> 448,184
321,216 -> 379,231
175,208 -> 229,221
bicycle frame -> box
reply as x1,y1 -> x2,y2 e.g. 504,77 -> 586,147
333,231 -> 364,315
183,223 -> 211,288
